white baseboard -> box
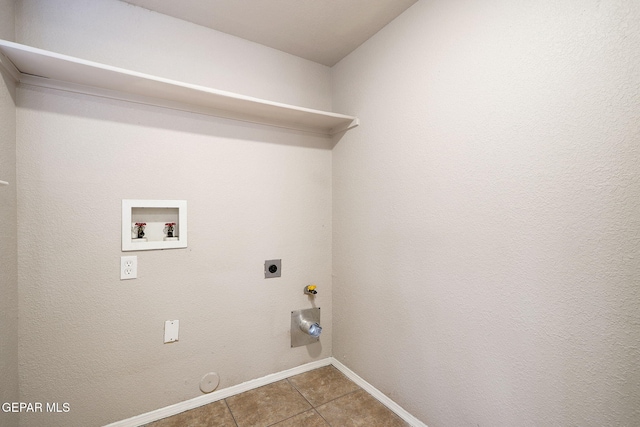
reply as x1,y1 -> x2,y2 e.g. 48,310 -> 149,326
103,358 -> 332,427
329,358 -> 428,427
104,357 -> 427,427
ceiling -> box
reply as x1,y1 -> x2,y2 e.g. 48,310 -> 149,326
119,0 -> 417,67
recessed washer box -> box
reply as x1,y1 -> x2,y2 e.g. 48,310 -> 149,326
122,199 -> 187,251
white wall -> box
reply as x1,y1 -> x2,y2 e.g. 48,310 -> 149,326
0,0 -> 18,426
332,1 -> 640,426
14,1 -> 333,426
15,0 -> 332,111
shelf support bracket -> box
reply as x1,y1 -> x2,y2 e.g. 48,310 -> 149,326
0,49 -> 21,82
331,118 -> 360,136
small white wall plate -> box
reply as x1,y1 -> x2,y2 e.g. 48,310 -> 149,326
164,320 -> 179,343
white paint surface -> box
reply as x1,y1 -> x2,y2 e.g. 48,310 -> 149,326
16,87 -> 333,427
15,0 -> 332,111
0,1 -> 18,427
6,0 -> 640,426
119,0 -> 417,66
14,1 -> 333,426
332,1 -> 640,426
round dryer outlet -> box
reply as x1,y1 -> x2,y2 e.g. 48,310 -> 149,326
199,372 -> 220,394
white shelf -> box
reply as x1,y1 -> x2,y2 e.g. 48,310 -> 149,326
0,40 -> 359,136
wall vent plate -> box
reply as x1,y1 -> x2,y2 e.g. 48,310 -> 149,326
291,307 -> 321,348
264,259 -> 281,278
199,372 -> 220,394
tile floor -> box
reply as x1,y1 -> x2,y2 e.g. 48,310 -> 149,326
143,365 -> 409,427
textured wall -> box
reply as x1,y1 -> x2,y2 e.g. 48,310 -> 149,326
332,1 -> 640,426
15,1 -> 332,426
0,0 -> 18,426
15,0 -> 332,111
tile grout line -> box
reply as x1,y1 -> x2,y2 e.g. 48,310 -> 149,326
283,370 -> 359,427
263,409 -> 313,427
282,374 -> 340,427
288,365 -> 363,409
314,388 -> 361,410
284,368 -> 362,427
223,398 -> 240,427
284,377 -> 311,407
259,378 -> 314,427
314,408 -> 333,427
311,388 -> 367,427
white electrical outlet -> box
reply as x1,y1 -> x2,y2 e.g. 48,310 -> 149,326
120,256 -> 137,280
